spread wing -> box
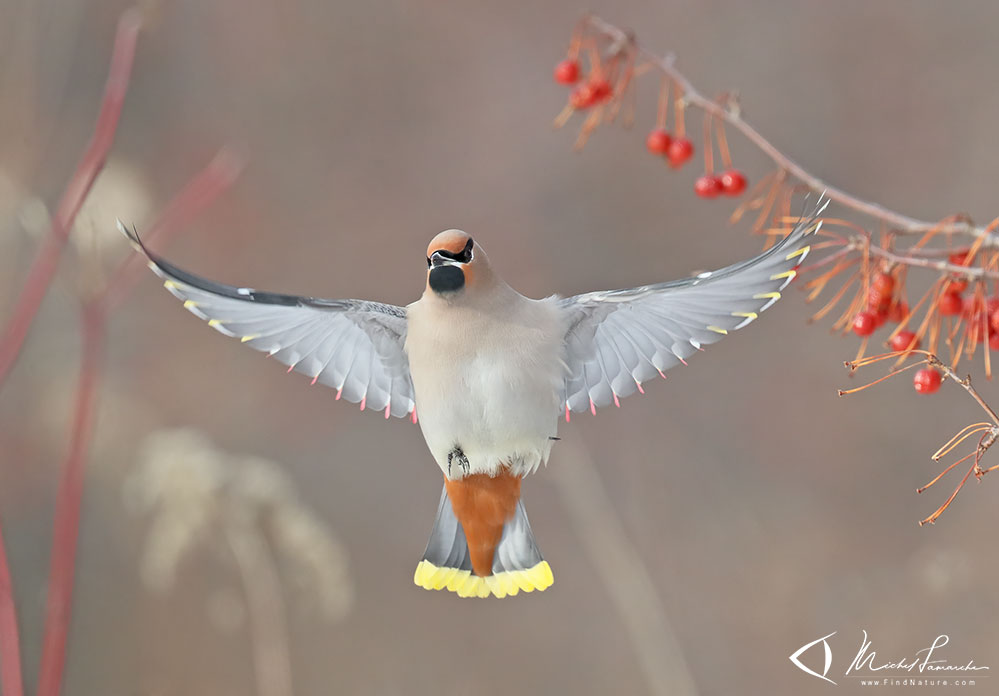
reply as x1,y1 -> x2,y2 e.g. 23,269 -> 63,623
558,199 -> 826,418
121,222 -> 416,420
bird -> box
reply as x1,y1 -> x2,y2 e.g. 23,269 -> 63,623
120,198 -> 823,599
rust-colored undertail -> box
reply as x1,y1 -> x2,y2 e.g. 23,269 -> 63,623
444,470 -> 522,576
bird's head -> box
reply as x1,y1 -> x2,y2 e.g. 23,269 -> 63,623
425,229 -> 491,297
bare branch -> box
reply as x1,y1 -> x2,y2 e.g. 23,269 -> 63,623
583,14 -> 996,243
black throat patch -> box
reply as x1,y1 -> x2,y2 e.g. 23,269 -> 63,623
429,265 -> 465,294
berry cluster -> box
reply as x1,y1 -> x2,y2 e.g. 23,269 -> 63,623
645,92 -> 747,198
645,129 -> 695,169
692,169 -> 746,198
553,52 -> 747,199
847,270 -> 943,392
553,58 -> 613,110
555,29 -> 984,404
846,254 -> 999,395
850,272 -> 909,338
939,249 -> 999,345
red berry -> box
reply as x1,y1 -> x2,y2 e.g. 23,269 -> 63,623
939,291 -> 963,316
589,78 -> 612,102
890,330 -> 920,352
990,332 -> 999,351
872,272 -> 895,295
852,311 -> 878,337
945,277 -> 969,294
570,83 -> 596,109
666,138 -> 694,168
646,129 -> 672,155
990,308 -> 999,333
949,250 -> 974,266
868,287 -> 891,313
887,300 -> 909,323
913,368 -> 942,394
554,59 -> 580,85
719,169 -> 747,196
694,175 -> 723,199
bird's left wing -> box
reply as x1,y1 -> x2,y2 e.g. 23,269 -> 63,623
558,199 -> 826,418
122,223 -> 416,420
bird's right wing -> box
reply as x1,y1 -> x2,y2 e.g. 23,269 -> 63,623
557,198 -> 827,417
121,222 -> 416,420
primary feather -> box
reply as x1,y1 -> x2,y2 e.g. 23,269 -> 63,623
558,197 -> 826,416
119,221 -> 415,419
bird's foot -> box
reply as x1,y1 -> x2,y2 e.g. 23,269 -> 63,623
447,447 -> 469,477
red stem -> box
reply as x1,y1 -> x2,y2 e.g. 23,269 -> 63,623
0,523 -> 23,696
33,150 -> 242,696
100,149 -> 245,313
701,111 -> 714,174
36,304 -> 105,696
0,7 -> 142,392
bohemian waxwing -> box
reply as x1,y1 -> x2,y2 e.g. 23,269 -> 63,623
121,198 -> 824,599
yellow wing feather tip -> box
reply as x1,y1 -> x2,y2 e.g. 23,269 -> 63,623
240,334 -> 260,343
732,311 -> 758,320
753,291 -> 781,300
770,270 -> 796,281
183,300 -> 200,309
413,560 -> 553,599
706,325 -> 729,335
163,280 -> 179,290
785,246 -> 810,261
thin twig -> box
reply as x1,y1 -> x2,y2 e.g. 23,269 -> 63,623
866,244 -> 999,280
0,522 -> 23,696
100,148 -> 245,313
35,151 -> 242,696
0,8 -> 143,391
583,14 -> 995,243
928,355 -> 999,426
36,303 -> 105,696
842,350 -> 999,523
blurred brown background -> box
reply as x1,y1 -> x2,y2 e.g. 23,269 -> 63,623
1,1 -> 998,694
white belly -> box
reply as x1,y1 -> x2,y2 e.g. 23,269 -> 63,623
405,294 -> 565,479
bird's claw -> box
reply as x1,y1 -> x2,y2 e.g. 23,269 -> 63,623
447,447 -> 469,476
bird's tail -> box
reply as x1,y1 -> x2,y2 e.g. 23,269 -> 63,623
414,484 -> 553,598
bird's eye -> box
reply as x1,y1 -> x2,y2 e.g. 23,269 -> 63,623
430,238 -> 474,265
456,238 -> 474,264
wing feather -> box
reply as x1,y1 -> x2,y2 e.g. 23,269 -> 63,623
121,222 -> 416,419
558,198 -> 826,416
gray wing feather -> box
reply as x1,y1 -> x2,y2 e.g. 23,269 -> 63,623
559,198 -> 827,416
121,222 -> 415,419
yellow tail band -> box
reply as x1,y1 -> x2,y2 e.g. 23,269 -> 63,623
413,559 -> 554,599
